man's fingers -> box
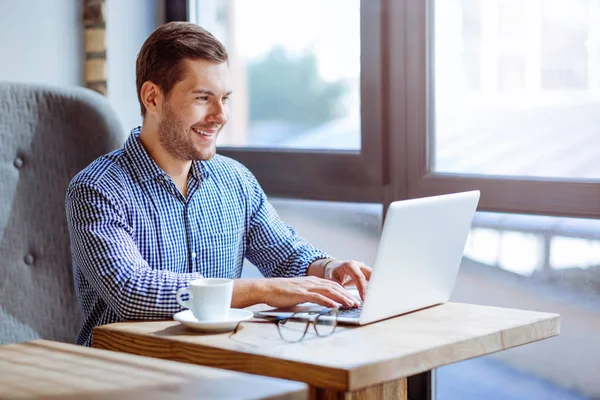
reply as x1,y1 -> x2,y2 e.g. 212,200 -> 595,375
313,285 -> 354,307
307,293 -> 340,308
345,262 -> 369,301
360,264 -> 372,280
325,279 -> 360,306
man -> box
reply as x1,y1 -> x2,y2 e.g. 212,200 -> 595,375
66,22 -> 371,346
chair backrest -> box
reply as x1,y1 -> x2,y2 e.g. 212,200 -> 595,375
0,82 -> 124,344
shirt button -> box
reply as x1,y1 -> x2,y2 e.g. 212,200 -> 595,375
14,156 -> 24,169
191,252 -> 197,259
24,253 -> 35,265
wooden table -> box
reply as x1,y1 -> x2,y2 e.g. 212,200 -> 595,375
93,302 -> 560,399
0,339 -> 307,399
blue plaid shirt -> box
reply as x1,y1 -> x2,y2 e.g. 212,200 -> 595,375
66,127 -> 328,346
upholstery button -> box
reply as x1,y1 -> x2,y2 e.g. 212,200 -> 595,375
24,253 -> 35,265
14,156 -> 23,169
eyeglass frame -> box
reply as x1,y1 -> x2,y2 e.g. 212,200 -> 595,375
231,307 -> 339,343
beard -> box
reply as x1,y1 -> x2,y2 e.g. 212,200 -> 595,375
157,101 -> 218,161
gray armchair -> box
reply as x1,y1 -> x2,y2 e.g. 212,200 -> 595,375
0,82 -> 124,344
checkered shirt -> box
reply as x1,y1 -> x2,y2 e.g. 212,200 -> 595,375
65,127 -> 329,346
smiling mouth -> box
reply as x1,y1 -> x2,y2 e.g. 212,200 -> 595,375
192,127 -> 217,137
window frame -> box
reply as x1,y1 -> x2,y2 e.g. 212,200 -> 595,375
396,0 -> 600,219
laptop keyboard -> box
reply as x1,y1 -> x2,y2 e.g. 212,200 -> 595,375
338,304 -> 363,318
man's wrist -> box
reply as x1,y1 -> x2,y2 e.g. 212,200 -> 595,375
322,258 -> 336,271
232,278 -> 267,308
307,257 -> 336,278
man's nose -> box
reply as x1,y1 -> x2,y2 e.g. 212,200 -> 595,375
209,103 -> 227,125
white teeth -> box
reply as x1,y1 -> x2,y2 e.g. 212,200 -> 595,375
192,128 -> 210,136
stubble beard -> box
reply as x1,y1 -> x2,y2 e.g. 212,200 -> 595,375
157,102 -> 217,161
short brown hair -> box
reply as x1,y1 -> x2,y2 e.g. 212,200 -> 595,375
136,22 -> 228,116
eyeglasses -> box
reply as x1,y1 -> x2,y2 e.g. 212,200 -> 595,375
231,308 -> 339,343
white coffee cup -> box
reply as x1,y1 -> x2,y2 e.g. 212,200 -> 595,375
176,278 -> 234,321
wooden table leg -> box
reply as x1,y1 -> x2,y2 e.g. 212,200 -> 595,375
310,378 -> 407,400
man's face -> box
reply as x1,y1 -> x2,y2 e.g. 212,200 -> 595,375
157,58 -> 231,161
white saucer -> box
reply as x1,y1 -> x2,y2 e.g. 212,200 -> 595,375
173,309 -> 254,332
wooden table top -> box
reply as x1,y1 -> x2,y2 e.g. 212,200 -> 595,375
0,339 -> 307,399
93,302 -> 560,392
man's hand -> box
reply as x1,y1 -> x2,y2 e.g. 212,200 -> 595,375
231,261 -> 370,310
308,259 -> 372,301
257,277 -> 360,309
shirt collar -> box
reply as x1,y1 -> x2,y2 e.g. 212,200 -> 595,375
191,159 -> 210,181
124,127 -> 211,183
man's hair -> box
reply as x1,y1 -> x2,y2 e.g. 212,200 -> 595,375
136,22 -> 229,116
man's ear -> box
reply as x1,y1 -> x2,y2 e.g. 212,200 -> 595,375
140,81 -> 162,116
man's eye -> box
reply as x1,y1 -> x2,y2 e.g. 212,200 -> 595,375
222,97 -> 230,104
196,96 -> 209,101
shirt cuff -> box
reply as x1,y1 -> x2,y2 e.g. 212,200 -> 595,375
269,247 -> 330,278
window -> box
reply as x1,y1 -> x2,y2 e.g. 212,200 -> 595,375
434,0 -> 600,179
401,0 -> 600,218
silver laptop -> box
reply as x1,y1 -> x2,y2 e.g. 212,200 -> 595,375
257,190 -> 480,325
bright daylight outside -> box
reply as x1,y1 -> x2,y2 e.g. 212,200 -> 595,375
190,0 -> 361,150
434,0 -> 600,179
192,1 -> 600,399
